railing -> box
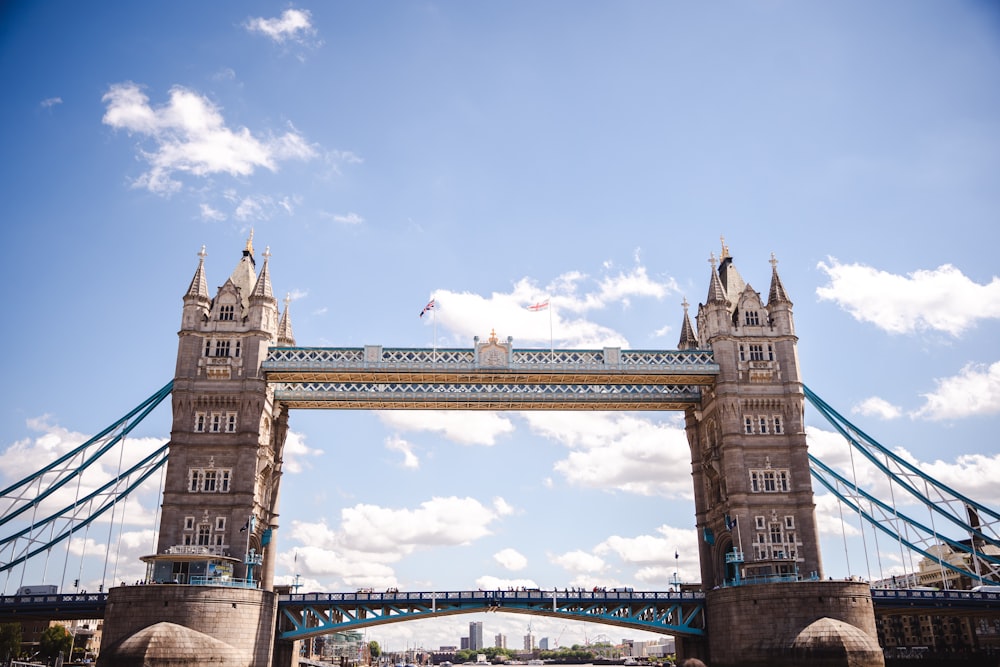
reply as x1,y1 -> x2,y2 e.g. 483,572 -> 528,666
282,589 -> 704,603
188,576 -> 258,588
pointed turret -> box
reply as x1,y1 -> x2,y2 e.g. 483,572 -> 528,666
277,293 -> 296,347
181,246 -> 211,329
250,246 -> 274,300
185,245 -> 210,302
705,253 -> 728,306
767,252 -> 791,306
677,298 -> 698,349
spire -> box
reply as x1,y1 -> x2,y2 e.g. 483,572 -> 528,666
228,232 -> 258,314
705,253 -> 728,305
767,252 -> 792,305
677,298 -> 698,349
277,293 -> 296,346
251,246 -> 274,299
185,246 -> 210,302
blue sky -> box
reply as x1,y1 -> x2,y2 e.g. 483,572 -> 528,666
2,0 -> 1000,651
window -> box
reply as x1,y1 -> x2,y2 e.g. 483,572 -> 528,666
759,417 -> 768,434
773,416 -> 783,434
739,345 -> 745,362
211,414 -> 222,433
770,524 -> 783,544
755,516 -> 766,530
215,517 -> 226,531
195,412 -> 206,432
749,467 -> 790,494
744,310 -> 760,326
197,525 -> 211,546
744,417 -> 753,434
749,344 -> 765,361
784,516 -> 795,529
214,534 -> 225,546
763,470 -> 777,492
204,340 -> 212,357
183,535 -> 193,545
220,304 -> 235,321
234,340 -> 241,358
226,413 -> 237,433
214,340 -> 231,357
187,467 -> 233,493
184,516 -> 195,531
768,344 -> 774,361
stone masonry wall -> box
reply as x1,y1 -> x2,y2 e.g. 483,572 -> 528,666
100,584 -> 278,667
705,580 -> 883,667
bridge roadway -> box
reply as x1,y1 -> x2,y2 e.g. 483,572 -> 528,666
1,588 -> 999,639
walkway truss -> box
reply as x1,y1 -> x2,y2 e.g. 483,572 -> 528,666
805,386 -> 1000,587
278,590 -> 706,641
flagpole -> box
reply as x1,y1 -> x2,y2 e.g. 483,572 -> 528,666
432,300 -> 437,360
549,300 -> 554,357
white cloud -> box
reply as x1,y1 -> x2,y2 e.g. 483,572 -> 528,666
475,575 -> 538,590
912,361 -> 1000,420
332,212 -> 364,225
852,396 -> 902,420
550,550 -> 605,573
245,9 -> 315,44
199,203 -> 226,221
40,97 -> 62,108
285,495 -> 511,586
493,548 -> 528,571
101,82 -> 317,193
426,260 -> 678,349
282,430 -> 323,474
816,259 -> 1000,337
376,410 -> 514,446
522,412 -> 692,497
385,435 -> 419,469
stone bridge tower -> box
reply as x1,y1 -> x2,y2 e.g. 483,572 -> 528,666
145,235 -> 294,590
677,242 -> 882,667
679,242 -> 821,589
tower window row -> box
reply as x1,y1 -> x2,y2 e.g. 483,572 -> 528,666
219,304 -> 235,321
744,415 -> 783,434
739,343 -> 774,362
749,468 -> 790,493
182,515 -> 228,546
188,467 -> 232,493
195,411 -> 238,433
752,515 -> 798,561
204,338 -> 242,358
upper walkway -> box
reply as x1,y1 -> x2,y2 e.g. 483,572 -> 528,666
262,345 -> 719,410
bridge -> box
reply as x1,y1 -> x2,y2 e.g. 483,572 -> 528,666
1,239 -> 998,667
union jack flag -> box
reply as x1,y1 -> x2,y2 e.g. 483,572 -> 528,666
420,299 -> 436,317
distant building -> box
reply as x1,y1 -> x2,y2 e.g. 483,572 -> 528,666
494,633 -> 506,649
469,621 -> 484,651
523,633 -> 534,651
461,638 -> 470,650
539,638 -> 549,650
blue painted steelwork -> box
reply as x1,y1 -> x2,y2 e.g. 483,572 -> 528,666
0,382 -> 173,575
804,384 -> 1000,585
277,589 -> 706,641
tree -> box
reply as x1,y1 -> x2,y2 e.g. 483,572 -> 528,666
369,640 -> 382,662
38,624 -> 72,660
0,623 -> 22,661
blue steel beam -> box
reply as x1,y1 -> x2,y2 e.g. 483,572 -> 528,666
277,590 -> 706,641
